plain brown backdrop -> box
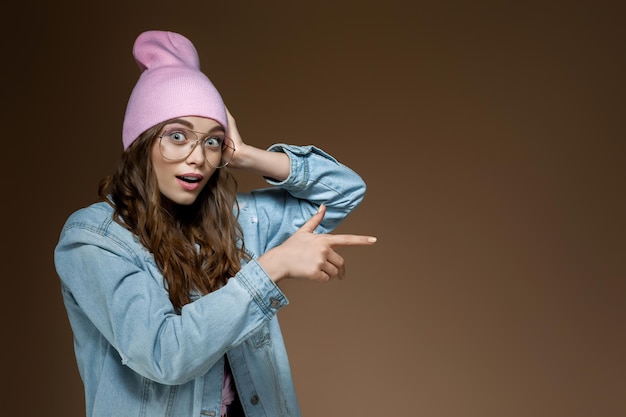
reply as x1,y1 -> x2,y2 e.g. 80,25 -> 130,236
3,1 -> 624,416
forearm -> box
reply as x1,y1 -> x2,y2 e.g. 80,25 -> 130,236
231,144 -> 290,182
56,224 -> 287,385
264,144 -> 367,232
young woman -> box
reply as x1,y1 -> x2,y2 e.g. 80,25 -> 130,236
54,30 -> 375,417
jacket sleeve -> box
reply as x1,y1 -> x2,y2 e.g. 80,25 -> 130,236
54,211 -> 287,386
239,144 -> 367,252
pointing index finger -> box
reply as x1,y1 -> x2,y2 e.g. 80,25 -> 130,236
325,234 -> 378,247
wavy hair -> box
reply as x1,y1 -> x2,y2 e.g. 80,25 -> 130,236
98,122 -> 248,311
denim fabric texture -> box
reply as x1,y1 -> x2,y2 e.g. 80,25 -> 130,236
54,144 -> 366,417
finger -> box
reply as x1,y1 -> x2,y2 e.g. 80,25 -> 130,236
224,106 -> 237,138
324,234 -> 378,247
320,262 -> 339,280
298,204 -> 326,234
325,251 -> 346,279
318,270 -> 331,282
326,249 -> 344,270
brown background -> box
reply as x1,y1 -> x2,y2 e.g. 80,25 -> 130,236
3,1 -> 624,416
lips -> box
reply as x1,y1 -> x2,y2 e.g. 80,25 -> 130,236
176,173 -> 204,191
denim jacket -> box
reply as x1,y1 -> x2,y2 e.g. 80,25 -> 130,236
54,144 -> 366,417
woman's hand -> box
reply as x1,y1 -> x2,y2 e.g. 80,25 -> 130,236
257,204 -> 377,283
224,107 -> 249,168
223,106 -> 290,181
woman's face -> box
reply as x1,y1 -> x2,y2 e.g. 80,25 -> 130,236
151,116 -> 224,205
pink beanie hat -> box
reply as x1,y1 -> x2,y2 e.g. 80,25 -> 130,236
122,30 -> 227,150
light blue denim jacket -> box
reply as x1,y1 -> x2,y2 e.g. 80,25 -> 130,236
54,144 -> 366,417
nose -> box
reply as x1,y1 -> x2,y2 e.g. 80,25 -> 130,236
185,140 -> 206,165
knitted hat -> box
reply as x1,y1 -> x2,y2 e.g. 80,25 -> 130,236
122,30 -> 227,150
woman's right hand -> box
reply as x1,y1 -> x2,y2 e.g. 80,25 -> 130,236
257,204 -> 377,283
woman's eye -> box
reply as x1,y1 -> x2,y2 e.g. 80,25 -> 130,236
168,131 -> 188,143
204,136 -> 223,148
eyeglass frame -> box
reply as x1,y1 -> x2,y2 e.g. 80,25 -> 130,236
157,126 -> 236,168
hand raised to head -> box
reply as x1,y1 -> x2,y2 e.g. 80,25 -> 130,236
223,106 -> 245,162
257,204 -> 377,283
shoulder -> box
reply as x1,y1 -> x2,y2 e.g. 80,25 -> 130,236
59,201 -> 133,245
57,201 -> 146,262
62,201 -> 115,230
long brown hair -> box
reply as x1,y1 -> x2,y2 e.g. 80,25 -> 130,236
98,122 -> 247,311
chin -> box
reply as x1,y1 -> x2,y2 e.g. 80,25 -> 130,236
175,196 -> 200,206
162,193 -> 200,206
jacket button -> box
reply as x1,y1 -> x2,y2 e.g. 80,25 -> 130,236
269,297 -> 280,309
250,394 -> 260,405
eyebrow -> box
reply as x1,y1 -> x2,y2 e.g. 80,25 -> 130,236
166,118 -> 225,134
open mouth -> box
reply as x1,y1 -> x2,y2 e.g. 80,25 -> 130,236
176,175 -> 202,183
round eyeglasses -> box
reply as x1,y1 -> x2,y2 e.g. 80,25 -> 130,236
158,127 -> 235,168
